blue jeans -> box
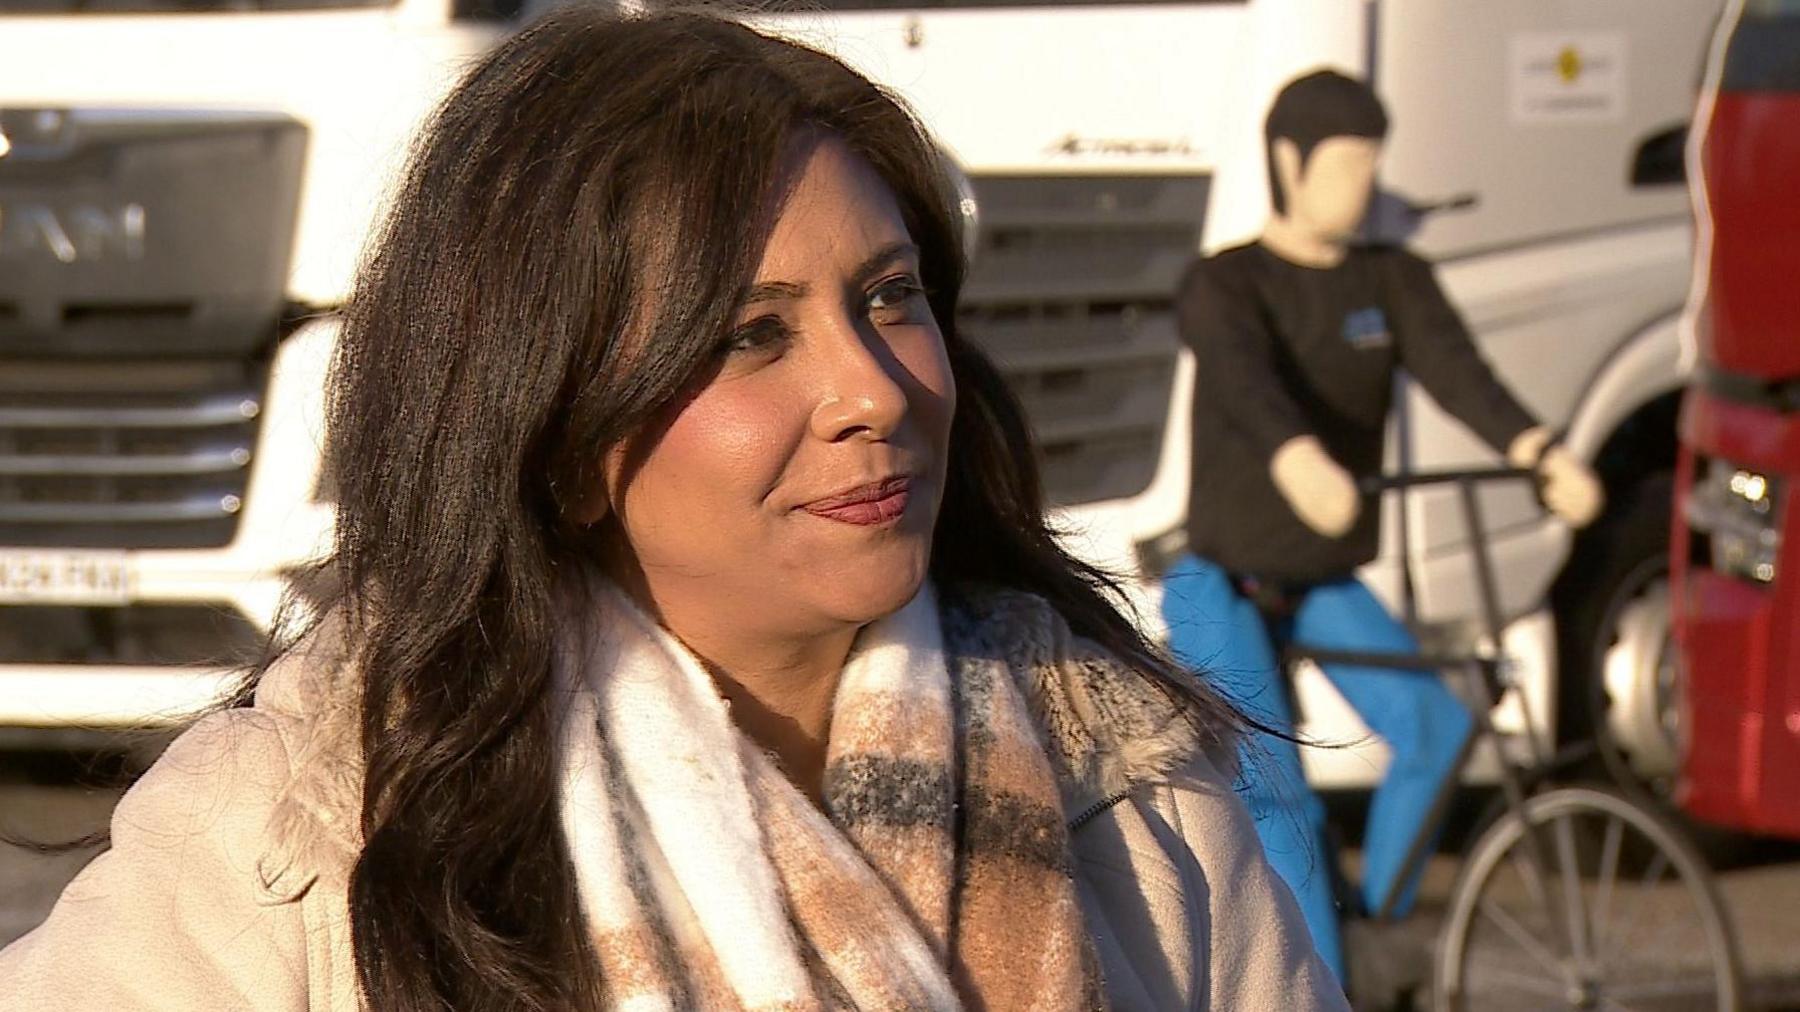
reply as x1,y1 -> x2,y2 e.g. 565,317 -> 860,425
1161,554 -> 1474,984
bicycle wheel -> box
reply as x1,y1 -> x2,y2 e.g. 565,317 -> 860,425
1434,786 -> 1742,1012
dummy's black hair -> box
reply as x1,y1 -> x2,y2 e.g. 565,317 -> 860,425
1264,69 -> 1389,215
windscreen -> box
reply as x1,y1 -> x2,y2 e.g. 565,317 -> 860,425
1726,0 -> 1800,92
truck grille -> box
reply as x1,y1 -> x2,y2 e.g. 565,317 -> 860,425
0,358 -> 266,549
958,174 -> 1206,506
0,602 -> 263,667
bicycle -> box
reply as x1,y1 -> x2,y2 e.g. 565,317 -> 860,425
1282,467 -> 1743,1011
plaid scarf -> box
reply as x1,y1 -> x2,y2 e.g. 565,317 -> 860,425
555,580 -> 1106,1011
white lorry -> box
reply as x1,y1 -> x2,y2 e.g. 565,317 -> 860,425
0,0 -> 1717,790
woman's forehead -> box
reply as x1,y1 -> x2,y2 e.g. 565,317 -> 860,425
752,137 -> 913,283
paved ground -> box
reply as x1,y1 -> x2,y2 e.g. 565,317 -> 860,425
4,755 -> 1798,1009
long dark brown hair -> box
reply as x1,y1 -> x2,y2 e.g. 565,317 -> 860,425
314,8 -> 1242,1008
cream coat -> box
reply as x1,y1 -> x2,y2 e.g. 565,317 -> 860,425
0,610 -> 1347,1011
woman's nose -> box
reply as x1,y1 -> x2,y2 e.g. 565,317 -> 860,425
807,320 -> 909,443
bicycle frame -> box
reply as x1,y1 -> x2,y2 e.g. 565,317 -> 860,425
1285,466 -> 1558,923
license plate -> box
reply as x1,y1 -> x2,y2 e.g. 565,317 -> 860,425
0,551 -> 133,605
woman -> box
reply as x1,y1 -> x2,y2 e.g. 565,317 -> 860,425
0,9 -> 1343,1010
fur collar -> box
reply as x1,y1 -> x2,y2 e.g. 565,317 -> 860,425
252,587 -> 1218,902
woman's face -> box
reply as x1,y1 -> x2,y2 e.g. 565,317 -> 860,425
604,137 -> 956,642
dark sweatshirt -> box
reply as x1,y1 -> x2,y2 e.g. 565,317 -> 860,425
1176,242 -> 1537,584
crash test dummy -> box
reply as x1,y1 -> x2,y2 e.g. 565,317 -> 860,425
1161,69 -> 1604,985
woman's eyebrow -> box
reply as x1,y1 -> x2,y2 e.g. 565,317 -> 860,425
852,241 -> 920,283
744,280 -> 808,303
741,241 -> 920,304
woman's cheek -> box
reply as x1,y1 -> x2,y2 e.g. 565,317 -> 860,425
646,386 -> 795,517
907,329 -> 956,445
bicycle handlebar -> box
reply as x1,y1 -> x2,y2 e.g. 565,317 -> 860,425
1357,466 -> 1537,496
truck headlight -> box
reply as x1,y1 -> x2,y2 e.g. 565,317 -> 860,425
1687,459 -> 1782,584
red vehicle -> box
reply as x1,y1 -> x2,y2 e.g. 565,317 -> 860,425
1673,0 -> 1800,839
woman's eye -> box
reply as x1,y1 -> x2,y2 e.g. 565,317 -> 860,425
723,316 -> 789,358
867,276 -> 927,321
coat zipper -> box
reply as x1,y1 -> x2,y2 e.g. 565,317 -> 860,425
1068,789 -> 1136,831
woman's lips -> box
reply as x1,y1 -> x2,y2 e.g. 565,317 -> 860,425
800,476 -> 913,526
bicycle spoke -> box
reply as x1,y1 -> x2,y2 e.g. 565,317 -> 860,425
1462,963 -> 1570,999
1620,892 -> 1718,976
1478,895 -> 1573,982
1590,848 -> 1731,1010
1508,836 -> 1555,916
1605,974 -> 1730,1002
1554,813 -> 1593,966
1605,849 -> 1672,959
1591,813 -> 1625,962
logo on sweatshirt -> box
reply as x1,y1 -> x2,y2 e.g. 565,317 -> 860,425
1342,307 -> 1392,349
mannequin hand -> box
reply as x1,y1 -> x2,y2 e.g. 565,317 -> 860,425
1270,435 -> 1360,537
1538,445 -> 1604,527
1508,426 -> 1604,528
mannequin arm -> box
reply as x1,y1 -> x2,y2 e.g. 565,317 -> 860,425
1175,261 -> 1313,458
1388,257 -> 1602,528
1385,251 -> 1537,453
1270,435 -> 1361,537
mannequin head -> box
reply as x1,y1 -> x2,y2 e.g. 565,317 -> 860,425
1264,70 -> 1388,245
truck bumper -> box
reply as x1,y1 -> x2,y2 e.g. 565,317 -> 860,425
0,664 -> 245,728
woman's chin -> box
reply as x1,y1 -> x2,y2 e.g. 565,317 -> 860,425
812,550 -> 931,627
